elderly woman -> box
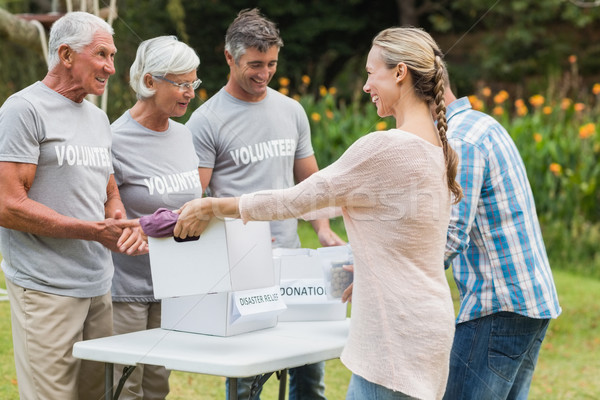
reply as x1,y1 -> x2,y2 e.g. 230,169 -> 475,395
110,36 -> 204,399
174,27 -> 463,400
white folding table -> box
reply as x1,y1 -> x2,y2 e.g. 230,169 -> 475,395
73,319 -> 350,400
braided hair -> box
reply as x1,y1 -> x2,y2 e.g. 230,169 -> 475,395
433,54 -> 462,203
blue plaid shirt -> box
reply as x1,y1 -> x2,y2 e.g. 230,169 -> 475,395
445,97 -> 561,324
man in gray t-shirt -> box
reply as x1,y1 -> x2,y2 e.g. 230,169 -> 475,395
185,8 -> 344,400
187,86 -> 314,248
0,12 -> 145,400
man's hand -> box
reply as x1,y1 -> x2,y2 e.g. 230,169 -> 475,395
317,226 -> 346,247
310,218 -> 345,247
341,264 -> 354,303
97,210 -> 147,254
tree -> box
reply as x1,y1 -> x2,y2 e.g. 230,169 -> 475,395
0,8 -> 47,57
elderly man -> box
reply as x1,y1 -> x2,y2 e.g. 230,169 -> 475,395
0,11 -> 145,400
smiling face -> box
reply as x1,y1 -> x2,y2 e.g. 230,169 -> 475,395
69,30 -> 116,100
363,46 -> 400,119
225,46 -> 279,102
150,70 -> 197,118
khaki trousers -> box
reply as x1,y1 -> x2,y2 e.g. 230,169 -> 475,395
113,301 -> 170,400
6,279 -> 112,400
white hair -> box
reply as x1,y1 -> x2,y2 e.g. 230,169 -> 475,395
129,36 -> 201,100
47,11 -> 114,71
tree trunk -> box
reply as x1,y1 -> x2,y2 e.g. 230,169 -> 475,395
0,8 -> 45,56
397,0 -> 417,26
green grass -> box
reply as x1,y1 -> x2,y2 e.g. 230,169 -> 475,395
526,264 -> 600,399
1,228 -> 600,398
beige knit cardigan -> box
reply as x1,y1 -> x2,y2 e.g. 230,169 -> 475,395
240,129 -> 455,399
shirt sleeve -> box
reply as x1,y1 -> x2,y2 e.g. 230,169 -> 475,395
238,131 -> 423,224
294,102 -> 314,160
239,133 -> 385,222
0,96 -> 41,164
445,137 -> 487,267
186,109 -> 217,169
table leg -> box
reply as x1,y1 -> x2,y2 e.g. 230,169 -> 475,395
105,363 -> 114,400
277,369 -> 287,400
230,371 -> 285,400
229,377 -> 238,400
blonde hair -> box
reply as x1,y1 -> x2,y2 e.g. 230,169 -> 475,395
372,27 -> 463,203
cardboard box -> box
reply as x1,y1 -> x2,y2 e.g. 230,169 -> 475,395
161,286 -> 286,336
148,218 -> 276,299
273,246 -> 352,322
148,218 -> 286,336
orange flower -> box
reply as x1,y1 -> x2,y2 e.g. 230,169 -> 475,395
542,106 -> 552,115
549,163 -> 562,176
279,87 -> 289,96
301,75 -> 311,86
574,103 -> 585,112
493,106 -> 504,116
534,133 -> 542,143
292,94 -> 301,101
468,95 -> 484,111
579,123 -> 596,139
376,121 -> 388,131
515,99 -> 525,108
278,77 -> 290,87
568,55 -> 577,64
593,83 -> 600,96
516,105 -> 528,117
319,85 -> 328,97
494,90 -> 509,104
198,88 -> 208,101
325,109 -> 334,119
529,95 -> 545,107
311,112 -> 321,122
328,87 -> 337,96
482,87 -> 492,97
560,98 -> 572,110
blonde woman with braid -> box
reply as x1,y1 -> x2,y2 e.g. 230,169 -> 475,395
172,27 -> 462,400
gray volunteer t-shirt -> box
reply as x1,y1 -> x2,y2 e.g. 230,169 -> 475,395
0,82 -> 114,297
186,87 -> 314,248
110,111 -> 203,302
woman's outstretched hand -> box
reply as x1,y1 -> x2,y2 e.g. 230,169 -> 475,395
174,198 -> 211,239
173,197 -> 242,239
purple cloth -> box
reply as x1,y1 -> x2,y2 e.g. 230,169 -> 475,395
140,208 -> 199,242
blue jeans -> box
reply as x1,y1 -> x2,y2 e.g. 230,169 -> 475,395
226,362 -> 326,399
443,312 -> 550,400
346,374 -> 416,400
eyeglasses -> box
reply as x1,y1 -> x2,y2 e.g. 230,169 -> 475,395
153,75 -> 202,91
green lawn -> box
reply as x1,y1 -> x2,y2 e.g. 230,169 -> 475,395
1,229 -> 599,398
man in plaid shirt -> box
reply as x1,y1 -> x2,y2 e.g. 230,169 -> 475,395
442,76 -> 561,400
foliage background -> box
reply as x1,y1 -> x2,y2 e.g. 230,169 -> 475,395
2,0 -> 600,113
